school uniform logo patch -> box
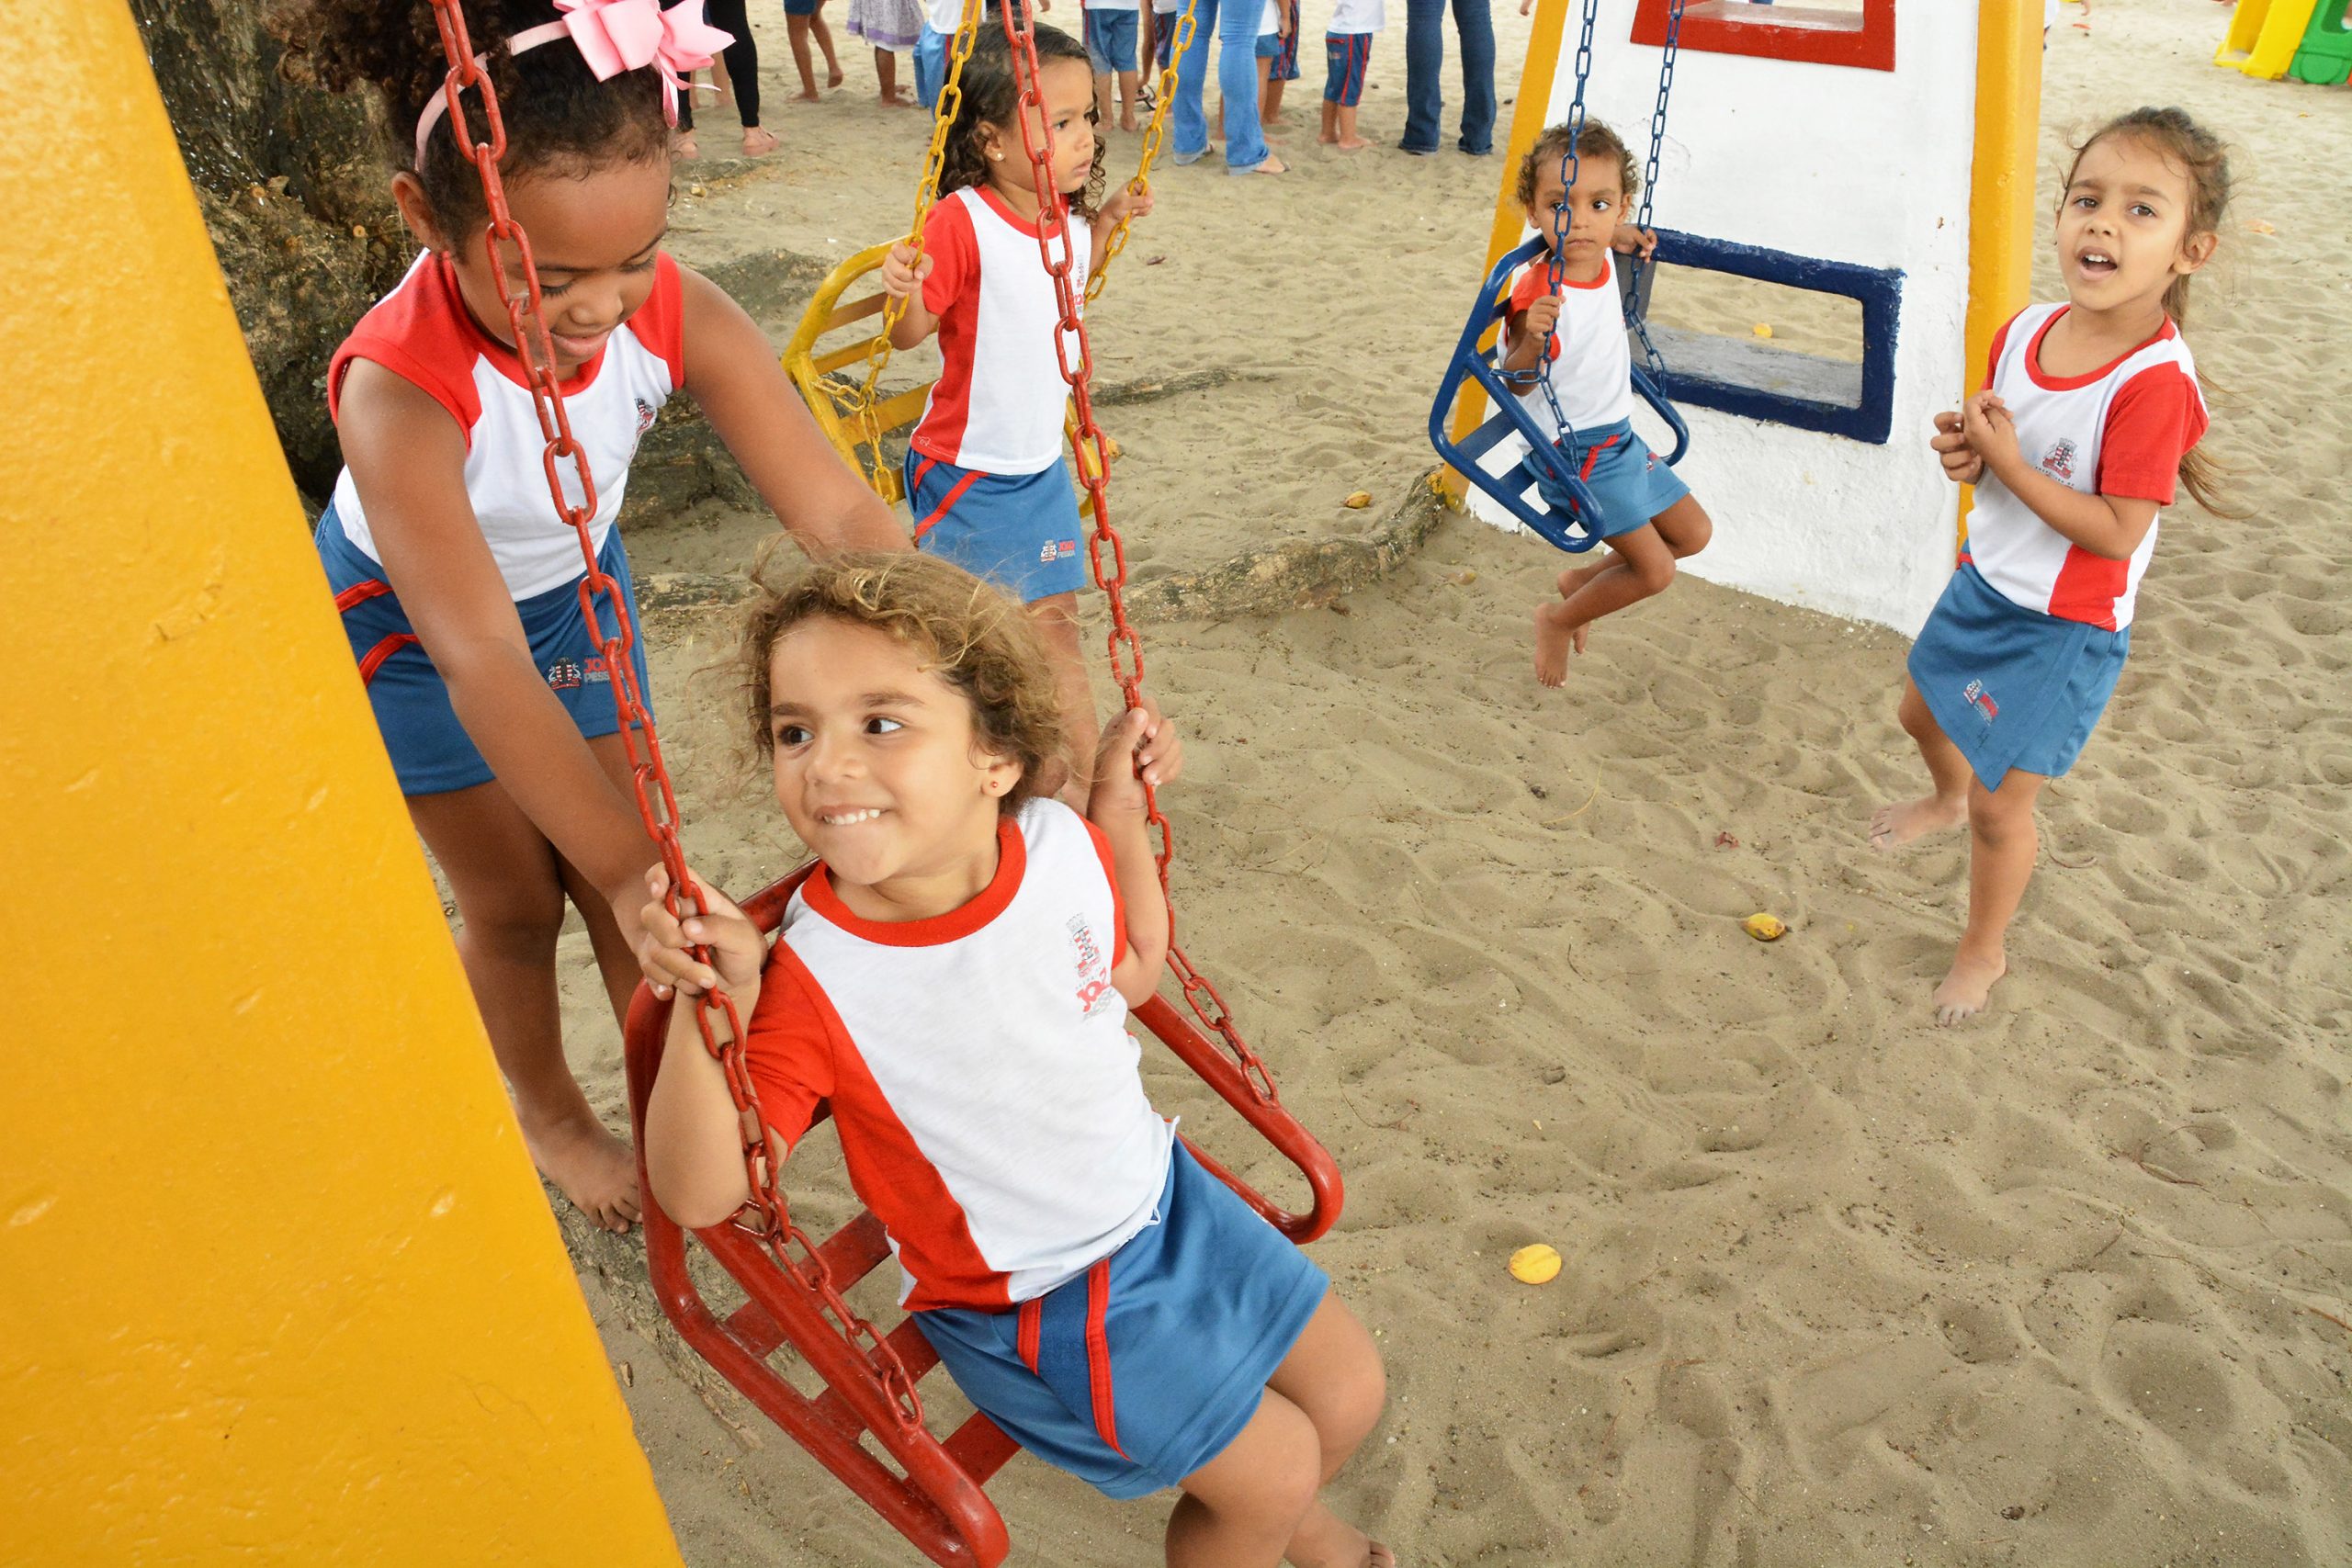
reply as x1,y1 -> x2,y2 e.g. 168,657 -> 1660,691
1039,539 -> 1080,565
2040,437 -> 2078,482
544,659 -> 584,691
1963,678 -> 1999,726
1068,914 -> 1115,1017
634,398 -> 658,435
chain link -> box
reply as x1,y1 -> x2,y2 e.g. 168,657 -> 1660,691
1532,0 -> 1600,465
424,0 -> 928,1433
1623,0 -> 1687,389
994,0 -> 1279,1106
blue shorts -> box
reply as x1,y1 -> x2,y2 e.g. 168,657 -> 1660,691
1323,31 -> 1370,105
1533,417 -> 1690,540
915,1142 -> 1329,1499
783,0 -> 819,17
904,448 -> 1089,603
1255,28 -> 1282,58
1908,561 -> 2131,791
1085,8 -> 1138,72
316,509 -> 655,796
1272,19 -> 1300,77
914,25 -> 948,107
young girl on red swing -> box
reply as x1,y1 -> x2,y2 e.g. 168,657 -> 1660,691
876,23 -> 1153,799
637,552 -> 1392,1568
272,0 -> 907,1231
1498,120 -> 1715,688
1872,107 -> 2228,1024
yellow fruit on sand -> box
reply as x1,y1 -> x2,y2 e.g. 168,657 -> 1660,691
1343,491 -> 1374,509
1509,1243 -> 1563,1285
1743,912 -> 1788,942
1753,322 -> 1774,339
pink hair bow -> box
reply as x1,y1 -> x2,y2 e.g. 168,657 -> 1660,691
413,0 -> 735,167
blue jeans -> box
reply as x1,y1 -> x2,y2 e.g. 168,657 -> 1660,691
914,25 -> 948,107
1170,0 -> 1273,172
1401,0 -> 1494,153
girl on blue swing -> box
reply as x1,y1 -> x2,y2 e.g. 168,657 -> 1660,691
1498,120 -> 1715,688
1871,107 -> 2227,1024
637,552 -> 1392,1568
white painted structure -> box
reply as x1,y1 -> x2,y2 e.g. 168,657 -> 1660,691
1464,0 -> 1983,635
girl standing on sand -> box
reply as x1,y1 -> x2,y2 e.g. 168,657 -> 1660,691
876,25 -> 1152,799
638,551 -> 1391,1568
1499,120 -> 1715,687
1871,107 -> 2230,1024
270,0 -> 905,1231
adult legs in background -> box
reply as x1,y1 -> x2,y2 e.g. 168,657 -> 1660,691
1452,0 -> 1493,152
913,24 -> 947,107
1215,0 -> 1278,170
1399,0 -> 1443,152
679,0 -> 778,152
1170,0 -> 1224,161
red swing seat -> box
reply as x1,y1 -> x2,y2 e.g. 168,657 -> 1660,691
621,864 -> 1345,1568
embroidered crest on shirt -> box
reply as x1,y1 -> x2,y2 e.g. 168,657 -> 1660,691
1963,678 -> 2000,727
2040,437 -> 2078,482
1068,914 -> 1115,1017
544,658 -> 584,691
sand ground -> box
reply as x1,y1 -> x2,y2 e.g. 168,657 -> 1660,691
526,0 -> 2352,1562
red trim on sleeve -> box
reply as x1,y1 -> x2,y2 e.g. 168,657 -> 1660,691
328,254 -> 487,447
625,252 -> 687,391
911,196 -> 981,463
741,945 -> 838,1153
802,817 -> 1025,947
2096,361 -> 2205,505
1505,265 -> 1565,365
1080,817 -> 1131,966
1982,310 -> 2018,393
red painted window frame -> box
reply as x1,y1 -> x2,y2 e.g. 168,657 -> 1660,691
1631,0 -> 1897,72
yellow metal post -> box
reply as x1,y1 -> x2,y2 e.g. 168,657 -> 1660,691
0,6 -> 685,1562
1961,0 -> 2042,542
1440,0 -> 1571,497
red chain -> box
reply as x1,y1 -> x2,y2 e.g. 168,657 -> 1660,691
995,0 -> 1278,1105
422,0 -> 926,1430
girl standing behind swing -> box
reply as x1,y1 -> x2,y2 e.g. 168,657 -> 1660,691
878,23 -> 1152,800
1498,120 -> 1714,687
270,0 -> 906,1231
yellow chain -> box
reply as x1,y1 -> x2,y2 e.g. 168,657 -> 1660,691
1086,0 -> 1200,303
830,0 -> 990,490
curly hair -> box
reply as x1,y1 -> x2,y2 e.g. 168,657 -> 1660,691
936,24 -> 1107,218
2065,106 -> 2235,515
266,0 -> 671,231
1516,119 -> 1639,211
740,551 -> 1067,816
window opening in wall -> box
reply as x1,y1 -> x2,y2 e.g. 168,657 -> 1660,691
1632,0 -> 1895,71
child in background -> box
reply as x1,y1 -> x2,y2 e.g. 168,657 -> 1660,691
638,552 -> 1392,1568
1262,0 -> 1299,126
783,0 -> 848,100
878,26 -> 1151,799
269,0 -> 905,1232
1147,0 -> 1180,78
1319,0 -> 1378,151
1498,121 -> 1714,686
847,0 -> 925,106
1085,0 -> 1147,131
674,0 -> 780,154
1872,107 -> 2227,1024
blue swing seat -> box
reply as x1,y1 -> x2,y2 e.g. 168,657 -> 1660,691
1428,234 -> 1690,554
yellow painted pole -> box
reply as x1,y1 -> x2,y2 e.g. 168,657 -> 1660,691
0,6 -> 685,1563
1439,0 -> 1570,497
1960,0 -> 2042,542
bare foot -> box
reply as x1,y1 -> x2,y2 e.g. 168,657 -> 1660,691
1335,134 -> 1372,151
1532,603 -> 1575,687
1285,1504 -> 1395,1568
792,86 -> 821,101
1244,153 -> 1287,175
1867,794 -> 1967,852
1319,129 -> 1338,144
523,1108 -> 641,1232
884,88 -> 920,107
672,131 -> 700,159
1120,114 -> 1140,131
741,125 -> 779,155
1933,950 -> 2007,1025
827,64 -> 846,87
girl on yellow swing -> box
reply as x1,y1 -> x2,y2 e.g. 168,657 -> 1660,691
878,22 -> 1153,800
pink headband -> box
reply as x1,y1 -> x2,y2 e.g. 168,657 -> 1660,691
413,0 -> 734,170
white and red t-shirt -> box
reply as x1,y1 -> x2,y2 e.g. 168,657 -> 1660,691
1963,302 -> 2207,631
744,799 -> 1171,1313
1507,250 -> 1633,439
325,250 -> 686,601
910,186 -> 1092,476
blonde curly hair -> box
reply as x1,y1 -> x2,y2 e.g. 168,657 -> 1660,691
741,550 -> 1066,815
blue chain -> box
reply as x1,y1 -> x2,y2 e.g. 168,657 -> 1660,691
1624,0 -> 1687,389
1532,0 -> 1601,464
